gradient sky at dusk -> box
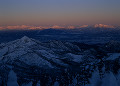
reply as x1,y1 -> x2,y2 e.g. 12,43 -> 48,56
0,0 -> 120,25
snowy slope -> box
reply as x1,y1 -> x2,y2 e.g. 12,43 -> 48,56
0,36 -> 120,86
107,53 -> 120,60
0,36 -> 81,68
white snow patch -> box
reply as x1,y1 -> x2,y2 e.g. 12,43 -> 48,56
87,69 -> 102,86
107,53 -> 120,60
66,53 -> 83,63
7,70 -> 19,86
101,72 -> 118,86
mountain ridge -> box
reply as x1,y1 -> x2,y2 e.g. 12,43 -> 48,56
0,36 -> 120,86
0,24 -> 118,30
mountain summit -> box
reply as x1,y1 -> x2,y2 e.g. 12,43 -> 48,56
21,36 -> 31,42
94,24 -> 115,28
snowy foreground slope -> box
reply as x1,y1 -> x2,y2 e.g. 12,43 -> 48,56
0,36 -> 120,86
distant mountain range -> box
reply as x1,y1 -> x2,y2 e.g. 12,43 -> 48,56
0,26 -> 120,44
0,24 -> 119,30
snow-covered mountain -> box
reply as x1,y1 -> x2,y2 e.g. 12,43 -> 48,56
0,36 -> 120,86
94,24 -> 115,28
0,36 -> 81,68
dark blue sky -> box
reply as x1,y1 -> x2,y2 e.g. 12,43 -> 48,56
0,0 -> 120,25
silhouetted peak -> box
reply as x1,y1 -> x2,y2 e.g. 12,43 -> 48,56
21,36 -> 31,43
